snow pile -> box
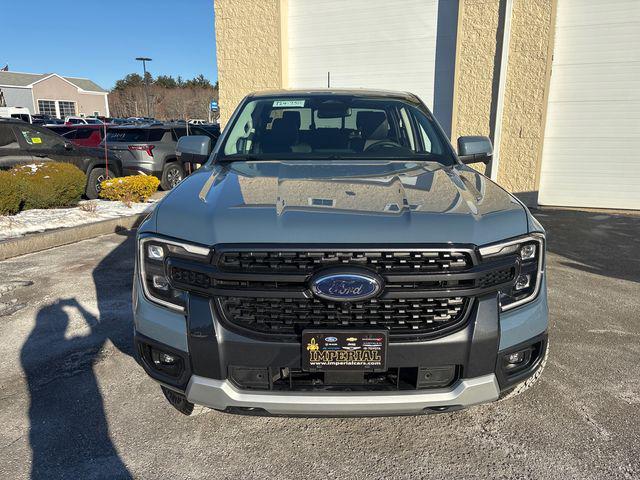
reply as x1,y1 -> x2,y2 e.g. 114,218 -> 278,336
0,200 -> 156,241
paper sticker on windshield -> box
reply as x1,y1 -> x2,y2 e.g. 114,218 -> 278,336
273,100 -> 305,108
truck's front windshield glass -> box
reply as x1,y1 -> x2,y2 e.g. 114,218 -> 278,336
219,95 -> 455,165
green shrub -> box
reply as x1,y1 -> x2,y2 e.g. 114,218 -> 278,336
0,170 -> 22,215
99,175 -> 160,203
15,163 -> 86,210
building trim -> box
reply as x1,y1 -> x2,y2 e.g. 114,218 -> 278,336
29,73 -> 107,94
449,0 -> 466,142
490,0 -> 513,182
533,0 -> 558,193
30,73 -> 81,90
0,84 -> 33,90
279,0 -> 289,89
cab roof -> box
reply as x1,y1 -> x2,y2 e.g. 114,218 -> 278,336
246,88 -> 422,103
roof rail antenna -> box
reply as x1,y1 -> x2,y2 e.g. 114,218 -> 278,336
327,71 -> 330,88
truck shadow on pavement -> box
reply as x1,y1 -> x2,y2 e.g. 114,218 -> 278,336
20,231 -> 136,479
532,208 -> 640,284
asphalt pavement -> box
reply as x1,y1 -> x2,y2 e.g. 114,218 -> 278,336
0,208 -> 638,479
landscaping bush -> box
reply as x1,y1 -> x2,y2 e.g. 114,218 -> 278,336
99,175 -> 160,203
15,163 -> 86,210
0,170 -> 22,215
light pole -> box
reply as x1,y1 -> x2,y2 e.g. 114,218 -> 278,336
135,57 -> 152,117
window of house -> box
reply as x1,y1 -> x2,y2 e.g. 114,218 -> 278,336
308,198 -> 334,207
58,101 -> 76,119
38,100 -> 56,117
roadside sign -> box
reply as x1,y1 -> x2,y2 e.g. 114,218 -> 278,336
210,100 -> 218,111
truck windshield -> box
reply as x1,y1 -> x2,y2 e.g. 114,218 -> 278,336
218,95 -> 455,165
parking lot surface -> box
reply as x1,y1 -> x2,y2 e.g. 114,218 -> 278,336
0,208 -> 638,479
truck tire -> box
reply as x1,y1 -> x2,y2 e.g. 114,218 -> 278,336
86,166 -> 114,199
499,341 -> 549,401
160,162 -> 184,190
161,386 -> 210,416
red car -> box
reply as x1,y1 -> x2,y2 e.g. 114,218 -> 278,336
45,124 -> 108,148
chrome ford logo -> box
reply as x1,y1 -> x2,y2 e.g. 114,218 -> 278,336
311,270 -> 383,302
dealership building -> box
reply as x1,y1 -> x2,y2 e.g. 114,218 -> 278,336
213,0 -> 639,210
0,71 -> 109,119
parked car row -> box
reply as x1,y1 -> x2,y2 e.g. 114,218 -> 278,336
102,123 -> 220,190
0,117 -> 121,199
0,117 -> 221,199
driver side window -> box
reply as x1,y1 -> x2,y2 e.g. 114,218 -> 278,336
16,125 -> 63,150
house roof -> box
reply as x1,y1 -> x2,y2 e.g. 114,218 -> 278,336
0,71 -> 107,93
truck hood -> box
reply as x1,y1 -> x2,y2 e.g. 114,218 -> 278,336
154,160 -> 528,246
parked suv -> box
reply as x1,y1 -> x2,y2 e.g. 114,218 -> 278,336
46,124 -> 106,148
134,90 -> 548,416
0,118 -> 122,198
104,124 -> 220,190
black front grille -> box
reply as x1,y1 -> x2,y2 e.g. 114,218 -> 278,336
166,245 -> 517,341
218,296 -> 470,338
217,249 -> 472,274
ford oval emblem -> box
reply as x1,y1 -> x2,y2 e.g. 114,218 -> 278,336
311,270 -> 383,302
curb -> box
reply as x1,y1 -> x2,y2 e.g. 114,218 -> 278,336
0,213 -> 147,261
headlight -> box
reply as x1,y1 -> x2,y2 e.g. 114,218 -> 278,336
479,233 -> 545,312
138,235 -> 210,311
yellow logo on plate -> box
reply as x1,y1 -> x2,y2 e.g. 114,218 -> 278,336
346,337 -> 358,342
306,338 -> 319,352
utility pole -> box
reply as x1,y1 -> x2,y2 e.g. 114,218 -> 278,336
135,57 -> 152,117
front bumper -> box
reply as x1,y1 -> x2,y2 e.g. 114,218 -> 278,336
186,374 -> 500,416
134,272 -> 548,415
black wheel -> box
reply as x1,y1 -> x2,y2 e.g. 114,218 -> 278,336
161,386 -> 209,416
86,167 -> 114,199
160,162 -> 184,190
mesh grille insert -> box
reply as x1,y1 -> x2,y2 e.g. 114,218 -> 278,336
218,296 -> 470,338
217,250 -> 472,274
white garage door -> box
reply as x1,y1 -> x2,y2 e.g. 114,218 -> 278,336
287,0 -> 458,136
538,0 -> 640,209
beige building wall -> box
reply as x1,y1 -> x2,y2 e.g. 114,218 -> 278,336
496,0 -> 555,200
213,0 -> 556,203
451,0 -> 502,146
452,0 -> 555,199
213,0 -> 287,126
31,75 -> 108,116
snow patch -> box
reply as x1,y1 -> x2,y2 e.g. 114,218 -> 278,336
0,200 -> 156,241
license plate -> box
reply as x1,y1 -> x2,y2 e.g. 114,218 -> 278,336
302,330 -> 388,372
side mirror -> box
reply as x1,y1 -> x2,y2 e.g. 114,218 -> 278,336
457,136 -> 493,165
176,135 -> 212,164
64,142 -> 74,151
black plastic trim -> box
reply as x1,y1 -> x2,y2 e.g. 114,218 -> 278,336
187,294 -> 223,379
134,333 -> 191,391
495,332 -> 548,391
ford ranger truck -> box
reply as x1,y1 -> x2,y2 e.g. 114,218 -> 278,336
133,90 -> 548,416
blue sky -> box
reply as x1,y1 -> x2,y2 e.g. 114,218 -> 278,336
0,0 -> 217,90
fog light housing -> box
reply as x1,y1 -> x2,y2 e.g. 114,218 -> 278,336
502,347 -> 533,372
507,351 -> 525,364
147,347 -> 184,378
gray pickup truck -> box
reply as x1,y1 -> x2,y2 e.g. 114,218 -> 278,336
133,90 -> 548,416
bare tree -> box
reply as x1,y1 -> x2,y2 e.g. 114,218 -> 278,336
109,74 -> 218,120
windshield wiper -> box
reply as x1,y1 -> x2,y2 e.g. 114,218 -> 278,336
217,154 -> 261,163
